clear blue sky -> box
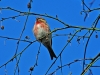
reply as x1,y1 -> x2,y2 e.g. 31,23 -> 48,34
0,0 -> 100,75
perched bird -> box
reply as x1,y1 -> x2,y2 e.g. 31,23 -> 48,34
33,18 -> 56,60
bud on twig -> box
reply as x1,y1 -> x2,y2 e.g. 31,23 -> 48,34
27,2 -> 31,8
1,25 -> 4,30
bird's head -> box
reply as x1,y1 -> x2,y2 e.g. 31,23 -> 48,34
36,18 -> 46,23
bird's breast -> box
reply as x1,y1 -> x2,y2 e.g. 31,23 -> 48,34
36,24 -> 47,39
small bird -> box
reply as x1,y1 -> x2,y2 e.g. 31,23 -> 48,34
33,18 -> 56,60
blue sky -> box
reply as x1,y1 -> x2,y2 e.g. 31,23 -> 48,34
0,0 -> 100,75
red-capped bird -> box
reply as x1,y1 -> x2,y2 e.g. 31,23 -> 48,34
33,18 -> 56,60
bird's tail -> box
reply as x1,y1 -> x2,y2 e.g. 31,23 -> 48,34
47,45 -> 56,60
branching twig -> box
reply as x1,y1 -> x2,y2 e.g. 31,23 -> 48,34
45,29 -> 81,75
29,43 -> 41,75
49,58 -> 93,75
81,53 -> 100,75
83,14 -> 100,70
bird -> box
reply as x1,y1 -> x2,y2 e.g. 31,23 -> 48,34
33,18 -> 56,60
